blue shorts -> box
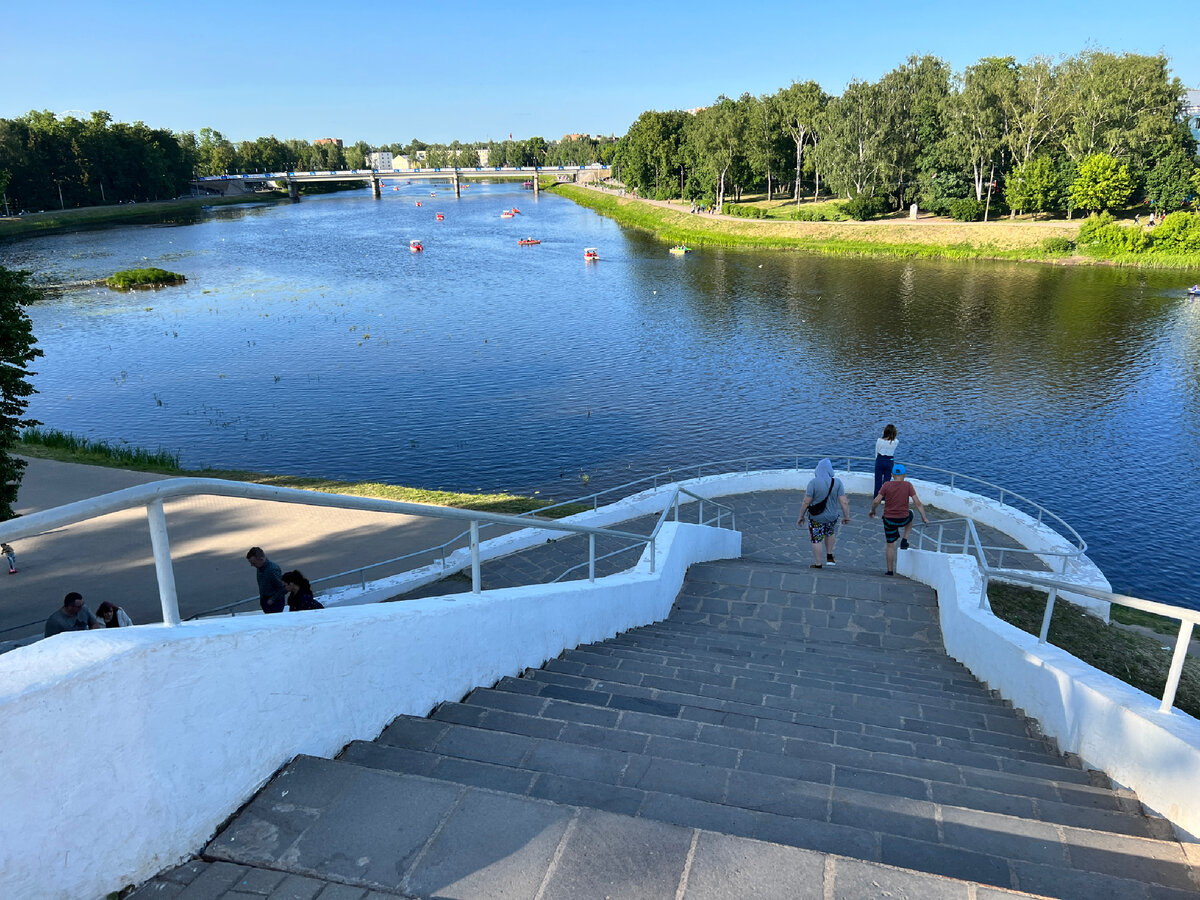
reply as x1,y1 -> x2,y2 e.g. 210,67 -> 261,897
882,513 -> 913,543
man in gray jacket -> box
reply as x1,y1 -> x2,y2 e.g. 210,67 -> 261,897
246,547 -> 287,614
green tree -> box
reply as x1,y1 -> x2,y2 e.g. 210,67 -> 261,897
814,80 -> 887,199
0,267 -> 43,520
878,55 -> 950,209
943,58 -> 1016,207
1069,153 -> 1133,213
1145,148 -> 1197,214
614,110 -> 688,198
776,80 -> 825,206
1059,51 -> 1184,170
686,97 -> 745,208
1003,56 -> 1068,166
1004,154 -> 1062,217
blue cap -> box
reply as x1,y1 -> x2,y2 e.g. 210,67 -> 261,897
892,463 -> 907,475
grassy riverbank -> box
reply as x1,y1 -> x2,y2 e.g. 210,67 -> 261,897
17,428 -> 581,517
0,193 -> 285,240
988,582 -> 1200,718
554,183 -> 1200,269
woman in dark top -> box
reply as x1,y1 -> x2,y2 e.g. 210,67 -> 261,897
281,570 -> 324,611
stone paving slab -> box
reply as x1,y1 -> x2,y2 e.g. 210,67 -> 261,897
137,758 -> 1052,900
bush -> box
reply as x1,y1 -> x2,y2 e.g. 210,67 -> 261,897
1076,211 -> 1115,245
1148,212 -> 1200,253
842,194 -> 889,221
723,204 -> 767,219
1040,236 -> 1075,255
105,267 -> 186,290
788,205 -> 850,222
948,198 -> 984,222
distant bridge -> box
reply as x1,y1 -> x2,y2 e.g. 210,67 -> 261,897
191,165 -> 610,199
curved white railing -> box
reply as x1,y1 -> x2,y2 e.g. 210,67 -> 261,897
0,477 -> 735,630
915,514 -> 1197,715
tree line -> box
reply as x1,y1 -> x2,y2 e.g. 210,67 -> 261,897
0,112 -> 617,214
612,50 -> 1200,220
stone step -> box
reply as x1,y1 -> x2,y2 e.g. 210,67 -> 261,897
558,639 -> 1028,719
199,754 -> 1058,900
339,721 -> 1196,895
468,680 -> 1086,787
626,618 -> 964,676
455,685 -> 1087,789
503,665 -> 1065,764
427,693 -> 1128,816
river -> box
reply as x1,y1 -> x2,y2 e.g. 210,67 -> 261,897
2,183 -> 1197,609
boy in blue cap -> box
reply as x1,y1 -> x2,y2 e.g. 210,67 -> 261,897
868,463 -> 929,575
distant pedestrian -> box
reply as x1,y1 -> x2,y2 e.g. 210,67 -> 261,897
44,592 -> 105,638
96,601 -> 134,627
1148,212 -> 1156,227
868,464 -> 929,576
1134,214 -> 1140,226
797,458 -> 851,568
873,424 -> 899,499
281,570 -> 324,611
1,542 -> 15,573
246,547 -> 287,614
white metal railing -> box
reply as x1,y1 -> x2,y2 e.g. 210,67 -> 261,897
915,514 -> 1197,715
294,454 -> 1087,606
0,478 -> 735,631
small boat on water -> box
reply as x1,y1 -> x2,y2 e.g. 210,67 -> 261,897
500,211 -> 515,219
410,240 -> 423,252
436,213 -> 445,220
511,207 -> 520,215
584,247 -> 599,261
668,245 -> 692,255
429,192 -> 436,197
518,238 -> 541,246
415,201 -> 422,207
1188,284 -> 1200,297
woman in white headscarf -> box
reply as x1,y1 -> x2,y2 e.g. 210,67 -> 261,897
797,458 -> 851,568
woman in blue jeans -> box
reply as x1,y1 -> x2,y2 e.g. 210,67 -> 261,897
873,424 -> 898,499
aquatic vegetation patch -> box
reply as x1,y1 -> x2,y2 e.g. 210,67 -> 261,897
105,268 -> 186,290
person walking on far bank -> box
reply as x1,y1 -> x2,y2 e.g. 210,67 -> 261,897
246,547 -> 287,614
797,458 -> 851,568
873,424 -> 899,499
869,464 -> 929,576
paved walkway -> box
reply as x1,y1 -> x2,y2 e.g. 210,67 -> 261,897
1,458 -> 479,643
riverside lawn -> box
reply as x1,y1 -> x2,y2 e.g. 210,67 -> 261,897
554,183 -> 1200,270
17,428 -> 584,517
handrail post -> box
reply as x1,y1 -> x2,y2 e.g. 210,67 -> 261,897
979,575 -> 990,611
1160,621 -> 1195,713
470,520 -> 481,593
588,534 -> 595,583
1038,589 -> 1057,644
649,537 -> 656,573
699,499 -> 705,526
146,500 -> 181,626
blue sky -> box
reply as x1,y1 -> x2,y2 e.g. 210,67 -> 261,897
5,0 -> 1196,145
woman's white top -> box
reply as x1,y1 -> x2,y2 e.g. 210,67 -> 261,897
116,608 -> 134,627
876,438 -> 898,457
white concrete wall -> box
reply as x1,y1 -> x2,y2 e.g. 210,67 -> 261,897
899,546 -> 1200,841
0,521 -> 739,900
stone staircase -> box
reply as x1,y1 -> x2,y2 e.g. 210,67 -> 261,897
140,558 -> 1200,899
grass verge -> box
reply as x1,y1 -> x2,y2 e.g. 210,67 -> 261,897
553,184 -> 1200,269
988,581 -> 1200,719
17,428 -> 585,517
0,193 -> 285,239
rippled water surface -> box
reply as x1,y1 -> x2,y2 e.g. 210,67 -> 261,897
3,184 -> 1198,607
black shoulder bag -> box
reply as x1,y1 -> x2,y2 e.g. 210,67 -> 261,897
808,480 -> 835,517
